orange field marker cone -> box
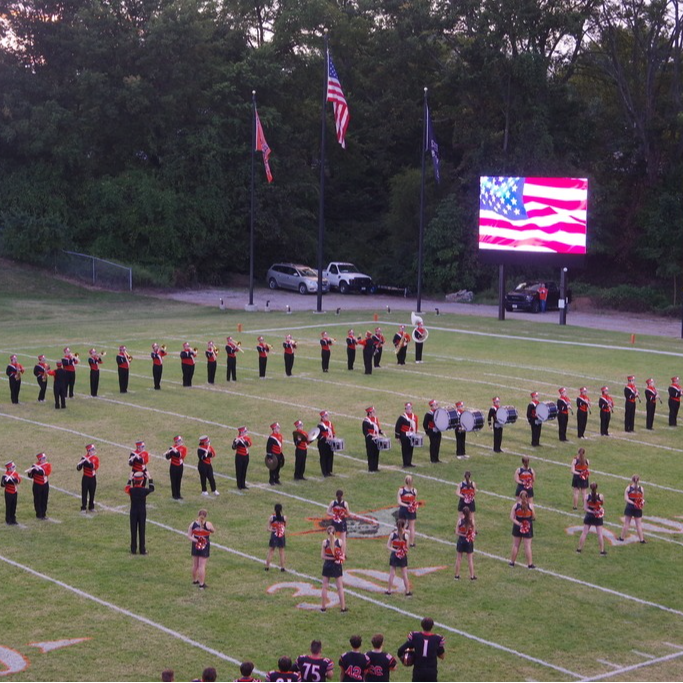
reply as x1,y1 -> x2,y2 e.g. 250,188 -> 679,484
373,313 -> 379,322
630,333 -> 636,344
237,323 -> 243,333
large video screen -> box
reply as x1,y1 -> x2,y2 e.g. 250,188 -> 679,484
478,176 -> 588,267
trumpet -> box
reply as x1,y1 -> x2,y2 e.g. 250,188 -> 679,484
161,344 -> 167,352
266,343 -> 273,352
100,351 -> 107,357
73,353 -> 80,360
125,352 -> 133,362
330,338 -> 337,343
193,347 -> 198,354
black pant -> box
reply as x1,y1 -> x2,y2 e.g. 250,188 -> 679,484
153,364 -> 163,390
284,354 -> 294,376
321,350 -> 330,372
646,401 -> 656,430
415,342 -> 423,362
428,431 -> 442,461
558,412 -> 568,441
207,361 -> 217,384
318,442 -> 334,476
347,348 -> 355,370
294,449 -> 307,479
258,356 -> 267,378
118,367 -> 129,393
182,363 -> 194,387
363,349 -> 373,374
9,377 -> 21,404
37,378 -> 47,401
33,482 -> 49,518
54,385 -> 66,409
600,411 -> 611,435
90,371 -> 99,397
492,426 -> 503,453
373,347 -> 383,368
455,429 -> 466,456
396,346 -> 407,365
669,399 -> 680,426
198,461 -> 216,492
81,476 -> 96,510
130,508 -> 147,553
399,435 -> 414,467
530,421 -> 542,446
170,464 -> 183,499
624,402 -> 636,432
235,455 -> 249,489
577,411 -> 588,438
269,453 -> 284,484
66,372 -> 75,398
366,436 -> 380,471
5,491 -> 17,524
227,357 -> 236,381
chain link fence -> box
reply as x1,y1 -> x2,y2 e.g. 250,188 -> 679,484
56,250 -> 133,290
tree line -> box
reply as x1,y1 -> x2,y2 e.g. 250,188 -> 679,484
0,0 -> 681,297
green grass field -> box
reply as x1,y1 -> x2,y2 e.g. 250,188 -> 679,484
1,263 -> 683,682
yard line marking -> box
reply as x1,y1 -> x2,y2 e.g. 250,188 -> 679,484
595,659 -> 621,668
631,650 -> 656,659
0,553 -> 266,676
663,642 -> 683,650
582,649 -> 683,681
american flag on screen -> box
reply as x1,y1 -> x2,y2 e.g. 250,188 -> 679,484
479,176 -> 587,254
327,53 -> 349,148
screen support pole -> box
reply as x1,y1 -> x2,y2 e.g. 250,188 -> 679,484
559,267 -> 568,326
498,264 -> 505,321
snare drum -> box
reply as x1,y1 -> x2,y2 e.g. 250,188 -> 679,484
433,407 -> 460,432
536,401 -> 558,422
328,437 -> 345,452
496,405 -> 518,425
407,432 -> 424,448
460,410 -> 485,432
375,436 -> 391,451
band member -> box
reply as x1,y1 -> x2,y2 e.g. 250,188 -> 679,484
393,325 -> 410,366
669,376 -> 681,426
509,490 -> 535,569
295,641 -> 334,681
454,401 -> 467,458
203,341 -> 217,384
527,392 -> 542,446
365,634 -> 397,682
197,435 -> 218,496
6,354 -> 24,404
455,506 -> 476,580
265,503 -> 287,571
413,321 -> 427,363
645,378 -> 659,430
225,336 -> 240,381
487,397 -> 504,453
33,354 -> 50,402
2,461 -> 21,525
321,526 -> 346,612
599,386 -> 614,436
397,617 -> 446,682
618,475 -> 646,544
232,426 -> 251,490
423,399 -> 442,462
180,342 -> 196,387
397,475 -> 418,547
557,387 -> 571,442
27,452 -> 51,519
363,406 -> 384,472
77,444 -> 99,512
514,457 -> 535,503
571,447 -> 590,510
317,410 -> 336,477
189,509 -> 214,589
266,422 -> 285,485
345,329 -> 358,371
61,347 -> 78,398
624,375 -> 639,432
87,348 -> 103,397
165,435 -> 187,500
372,327 -> 385,368
327,489 -> 350,549
339,636 -> 371,682
576,387 -> 590,439
577,482 -> 607,555
257,336 -> 270,378
50,361 -> 67,409
456,470 -> 476,524
395,402 -> 418,468
292,420 -> 310,480
320,331 -> 333,373
125,470 -> 154,555
116,345 -> 130,393
386,519 -> 412,596
128,440 -> 149,479
283,335 -> 297,376
360,331 -> 374,375
151,343 -> 167,390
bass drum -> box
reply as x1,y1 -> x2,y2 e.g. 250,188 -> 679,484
536,401 -> 558,422
433,407 -> 460,432
496,405 -> 518,425
460,410 -> 485,432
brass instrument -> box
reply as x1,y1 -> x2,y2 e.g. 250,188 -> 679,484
73,353 -> 80,360
193,347 -> 198,355
125,352 -> 134,363
330,338 -> 337,343
266,343 -> 273,352
236,341 -> 245,353
394,333 -> 409,354
161,344 -> 167,352
100,351 -> 107,357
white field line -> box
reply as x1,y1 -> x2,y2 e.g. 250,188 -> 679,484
0,553 -> 265,676
581,649 -> 683,681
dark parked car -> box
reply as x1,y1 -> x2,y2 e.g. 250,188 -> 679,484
505,281 -> 560,313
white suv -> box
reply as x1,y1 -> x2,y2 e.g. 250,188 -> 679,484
267,263 -> 329,295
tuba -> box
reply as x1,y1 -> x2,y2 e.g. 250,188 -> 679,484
412,326 -> 429,342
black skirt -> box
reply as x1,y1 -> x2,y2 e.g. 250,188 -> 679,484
322,559 -> 343,578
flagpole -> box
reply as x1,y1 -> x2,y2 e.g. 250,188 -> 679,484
248,91 -> 256,309
316,29 -> 329,314
416,87 -> 428,314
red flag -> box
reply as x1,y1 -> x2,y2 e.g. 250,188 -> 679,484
255,108 -> 273,183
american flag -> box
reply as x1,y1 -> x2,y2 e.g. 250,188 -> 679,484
479,176 -> 587,254
327,53 -> 349,148
254,107 -> 273,183
425,102 -> 440,183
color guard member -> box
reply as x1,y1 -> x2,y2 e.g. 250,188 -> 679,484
372,327 -> 385,368
363,406 -> 383,472
77,444 -> 99,512
509,490 -> 535,568
2,461 -> 21,525
514,457 -> 535,503
61,347 -> 78,398
618,475 -> 646,544
232,426 -> 251,490
624,375 -> 639,432
395,402 -> 418,468
6,354 -> 24,404
180,342 -> 196,387
454,506 -> 476,581
317,410 -> 336,477
295,640 -> 335,680
424,399 -> 442,462
599,386 -> 614,436
393,325 -> 410,366
292,420 -> 310,480
116,345 -> 130,393
397,475 -> 418,547
265,503 -> 287,572
669,376 -> 681,426
205,341 -> 218,384
345,329 -> 358,371
257,336 -> 270,378
576,482 -> 606,555
386,519 -> 412,596
33,354 -> 50,403
413,320 -> 427,363
87,348 -> 104,397
128,440 -> 149,479
487,397 -> 503,453
197,436 -> 218,496
454,401 -> 467,458
557,387 -> 571,442
320,331 -> 333,373
283,335 -> 297,376
266,422 -> 284,485
397,618 -> 446,682
571,447 -> 590,510
455,470 -> 476,524
645,377 -> 659,430
125,470 -> 154,555
151,343 -> 167,390
327,489 -> 350,549
26,452 -> 51,519
225,336 -> 240,381
576,387 -> 590,439
320,526 -> 347,613
527,392 -> 542,446
165,435 -> 187,500
189,509 -> 214,589
365,635 -> 397,682
50,361 -> 67,409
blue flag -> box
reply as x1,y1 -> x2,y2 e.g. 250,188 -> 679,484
425,103 -> 440,183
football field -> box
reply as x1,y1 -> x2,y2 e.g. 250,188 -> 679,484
1,269 -> 683,682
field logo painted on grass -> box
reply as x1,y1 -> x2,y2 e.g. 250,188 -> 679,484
268,567 -> 445,610
299,505 -> 417,539
0,639 -> 89,676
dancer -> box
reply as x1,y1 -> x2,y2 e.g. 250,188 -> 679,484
321,526 -> 346,612
386,519 -> 412,596
455,471 -> 476,524
514,457 -> 535,503
509,490 -> 535,569
455,506 -> 476,580
577,482 -> 607,555
327,490 -> 350,549
265,503 -> 287,572
618,475 -> 646,543
571,447 -> 590,510
188,509 -> 215,589
397,475 -> 418,548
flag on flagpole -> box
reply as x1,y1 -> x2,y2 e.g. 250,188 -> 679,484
425,103 -> 440,183
255,107 -> 273,183
327,52 -> 349,148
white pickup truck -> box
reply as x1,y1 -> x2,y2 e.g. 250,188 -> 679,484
322,262 -> 374,294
